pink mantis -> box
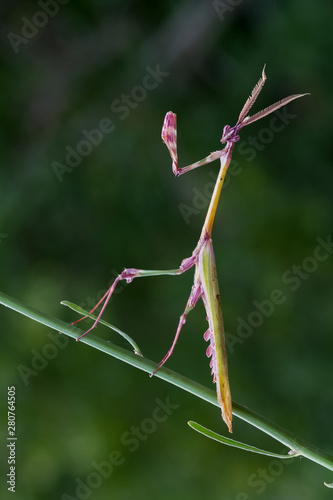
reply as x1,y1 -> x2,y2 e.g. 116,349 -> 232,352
70,67 -> 308,432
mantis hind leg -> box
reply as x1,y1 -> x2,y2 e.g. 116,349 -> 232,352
73,248 -> 202,340
150,280 -> 202,376
74,266 -> 188,341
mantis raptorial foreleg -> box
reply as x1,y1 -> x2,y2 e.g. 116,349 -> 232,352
66,66 -> 308,433
161,111 -> 225,177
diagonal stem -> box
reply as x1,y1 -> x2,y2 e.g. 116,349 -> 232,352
1,289 -> 332,475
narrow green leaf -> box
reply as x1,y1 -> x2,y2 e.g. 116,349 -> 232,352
61,300 -> 143,356
188,421 -> 300,459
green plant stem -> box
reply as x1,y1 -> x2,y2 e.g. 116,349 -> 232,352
1,289 -> 333,476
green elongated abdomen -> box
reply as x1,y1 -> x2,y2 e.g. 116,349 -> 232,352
198,237 -> 232,432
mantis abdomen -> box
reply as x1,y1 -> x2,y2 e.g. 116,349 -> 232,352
199,236 -> 232,432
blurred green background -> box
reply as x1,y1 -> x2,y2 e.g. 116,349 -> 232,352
1,1 -> 333,499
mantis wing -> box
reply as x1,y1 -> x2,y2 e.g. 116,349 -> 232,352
199,237 -> 232,432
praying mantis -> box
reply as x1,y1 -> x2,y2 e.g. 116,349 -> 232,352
70,67 -> 308,433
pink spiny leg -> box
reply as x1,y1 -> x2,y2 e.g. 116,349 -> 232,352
150,280 -> 203,376
74,268 -> 142,341
73,256 -> 199,341
161,111 -> 178,174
